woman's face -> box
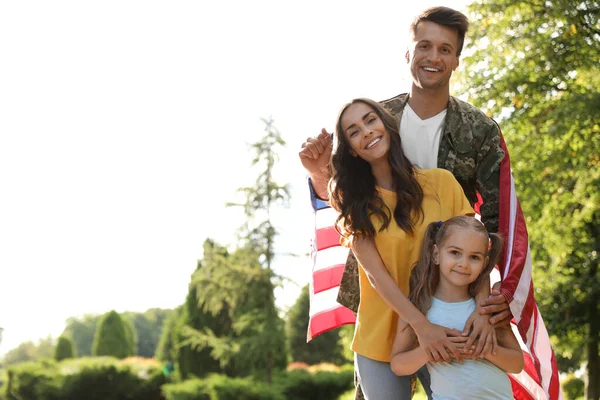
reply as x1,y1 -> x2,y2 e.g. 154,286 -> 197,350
340,102 -> 390,164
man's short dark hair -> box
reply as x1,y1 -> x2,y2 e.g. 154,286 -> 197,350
410,6 -> 469,57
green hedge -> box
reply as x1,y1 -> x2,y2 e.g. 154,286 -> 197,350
5,357 -> 166,400
163,367 -> 353,400
274,367 -> 354,400
5,358 -> 353,400
162,375 -> 283,400
4,360 -> 61,400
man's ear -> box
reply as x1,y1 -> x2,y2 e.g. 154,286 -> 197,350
454,56 -> 460,71
432,244 -> 440,265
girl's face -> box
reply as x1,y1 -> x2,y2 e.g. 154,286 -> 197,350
340,102 -> 390,164
433,227 -> 489,291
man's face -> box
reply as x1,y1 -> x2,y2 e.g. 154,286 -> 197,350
406,20 -> 460,92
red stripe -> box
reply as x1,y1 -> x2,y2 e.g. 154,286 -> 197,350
548,346 -> 562,399
307,306 -> 356,341
316,226 -> 341,251
509,376 -> 536,400
523,348 -> 543,387
312,264 -> 345,294
517,284 -> 536,348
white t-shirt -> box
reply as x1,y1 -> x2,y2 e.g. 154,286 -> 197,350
399,103 -> 447,169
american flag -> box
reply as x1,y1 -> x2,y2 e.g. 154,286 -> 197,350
306,132 -> 563,399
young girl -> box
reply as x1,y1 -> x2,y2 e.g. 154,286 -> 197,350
328,98 -> 496,399
390,216 -> 524,399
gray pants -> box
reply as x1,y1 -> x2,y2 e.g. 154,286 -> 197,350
355,353 -> 432,400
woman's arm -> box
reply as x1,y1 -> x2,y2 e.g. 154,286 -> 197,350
351,236 -> 462,363
390,319 -> 427,376
483,325 -> 524,374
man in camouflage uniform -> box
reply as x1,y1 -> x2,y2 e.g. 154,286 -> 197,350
299,6 -> 510,400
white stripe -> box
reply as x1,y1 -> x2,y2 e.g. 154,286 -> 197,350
313,245 -> 349,272
533,308 -> 557,399
509,368 -> 548,400
510,247 -> 533,323
316,207 -> 340,230
308,285 -> 343,318
503,173 -> 518,281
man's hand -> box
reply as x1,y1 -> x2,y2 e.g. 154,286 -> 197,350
413,320 -> 463,363
480,282 -> 512,327
462,311 -> 497,358
299,128 -> 333,175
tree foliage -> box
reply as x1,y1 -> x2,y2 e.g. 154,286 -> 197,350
460,0 -> 599,396
186,118 -> 289,382
155,306 -> 182,362
54,336 -> 75,361
92,310 -> 136,359
175,252 -> 232,379
1,336 -> 55,366
123,308 -> 173,358
62,314 -> 100,357
286,285 -> 346,365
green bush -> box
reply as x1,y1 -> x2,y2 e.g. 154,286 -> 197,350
5,361 -> 61,400
274,366 -> 353,400
5,357 -> 166,400
60,360 -> 166,400
562,375 -> 584,400
208,374 -> 284,400
162,378 -> 213,400
92,311 -> 136,359
54,336 -> 75,361
162,375 -> 284,400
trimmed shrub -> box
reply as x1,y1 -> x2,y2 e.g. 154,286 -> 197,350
162,379 -> 213,400
274,365 -> 354,400
162,375 -> 284,400
5,357 -> 166,400
208,374 -> 284,400
54,336 -> 75,361
59,357 -> 166,400
92,311 -> 136,359
5,361 -> 61,400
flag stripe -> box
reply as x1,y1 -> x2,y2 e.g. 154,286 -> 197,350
313,264 -> 346,294
313,246 -> 352,272
316,226 -> 341,251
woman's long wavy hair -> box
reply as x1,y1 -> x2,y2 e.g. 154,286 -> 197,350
409,216 -> 504,314
328,98 -> 423,238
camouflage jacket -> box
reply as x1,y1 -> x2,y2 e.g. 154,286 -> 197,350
336,93 -> 505,313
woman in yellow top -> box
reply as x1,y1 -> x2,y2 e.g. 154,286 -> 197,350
328,98 -> 495,399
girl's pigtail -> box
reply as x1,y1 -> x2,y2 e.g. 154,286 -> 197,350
487,232 -> 504,271
409,221 -> 441,314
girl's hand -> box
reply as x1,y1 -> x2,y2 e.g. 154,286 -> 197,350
413,319 -> 463,363
462,310 -> 497,357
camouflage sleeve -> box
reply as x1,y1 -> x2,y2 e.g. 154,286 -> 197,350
336,250 -> 360,314
476,121 -> 505,233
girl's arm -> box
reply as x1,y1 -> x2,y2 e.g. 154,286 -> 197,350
351,236 -> 462,363
482,325 -> 524,374
390,318 -> 428,376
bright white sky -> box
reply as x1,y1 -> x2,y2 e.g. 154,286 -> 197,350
0,0 -> 469,356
